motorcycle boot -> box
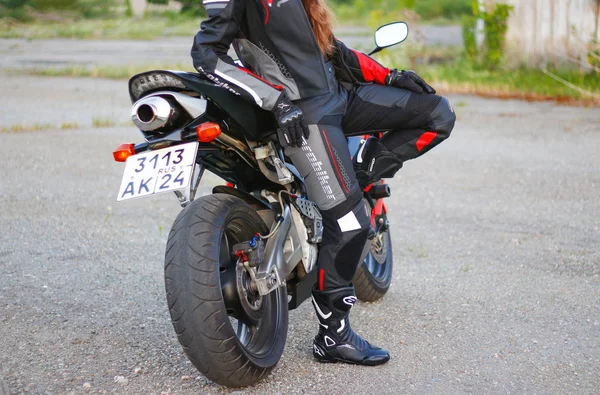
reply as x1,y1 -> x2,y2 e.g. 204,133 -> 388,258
353,137 -> 403,189
311,286 -> 390,366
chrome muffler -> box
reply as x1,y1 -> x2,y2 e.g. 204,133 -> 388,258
131,96 -> 173,131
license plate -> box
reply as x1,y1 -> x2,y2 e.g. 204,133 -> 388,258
117,142 -> 199,202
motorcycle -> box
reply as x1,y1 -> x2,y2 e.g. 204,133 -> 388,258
113,22 -> 409,387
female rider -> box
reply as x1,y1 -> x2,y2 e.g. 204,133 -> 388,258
192,0 -> 456,366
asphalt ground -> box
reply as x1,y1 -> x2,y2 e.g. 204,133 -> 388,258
0,72 -> 599,394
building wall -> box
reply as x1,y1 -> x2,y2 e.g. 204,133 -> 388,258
130,0 -> 146,16
503,0 -> 600,67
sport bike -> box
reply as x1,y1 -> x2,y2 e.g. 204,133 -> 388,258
113,22 -> 409,387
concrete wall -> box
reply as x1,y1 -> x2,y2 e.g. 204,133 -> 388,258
130,0 -> 146,16
502,0 -> 600,67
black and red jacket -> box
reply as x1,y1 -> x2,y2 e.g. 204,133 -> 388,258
192,0 -> 390,111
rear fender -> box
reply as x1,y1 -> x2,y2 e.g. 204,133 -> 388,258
212,186 -> 276,229
212,185 -> 272,211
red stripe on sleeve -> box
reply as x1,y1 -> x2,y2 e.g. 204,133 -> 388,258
351,50 -> 390,85
239,67 -> 284,91
416,131 -> 438,152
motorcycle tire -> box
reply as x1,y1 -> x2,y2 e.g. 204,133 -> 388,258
165,193 -> 288,387
353,229 -> 393,302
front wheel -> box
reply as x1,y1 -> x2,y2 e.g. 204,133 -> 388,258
164,194 -> 288,387
353,229 -> 393,302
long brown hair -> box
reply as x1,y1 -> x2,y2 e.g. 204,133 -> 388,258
301,0 -> 335,56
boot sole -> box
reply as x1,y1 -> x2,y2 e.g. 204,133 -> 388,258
314,353 -> 390,366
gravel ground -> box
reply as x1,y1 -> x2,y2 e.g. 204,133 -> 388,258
0,73 -> 599,395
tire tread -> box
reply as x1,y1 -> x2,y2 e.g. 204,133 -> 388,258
165,193 -> 287,387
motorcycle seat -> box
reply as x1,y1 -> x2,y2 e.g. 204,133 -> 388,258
129,70 -> 277,141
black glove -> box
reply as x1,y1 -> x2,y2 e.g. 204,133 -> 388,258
385,69 -> 436,94
273,94 -> 310,148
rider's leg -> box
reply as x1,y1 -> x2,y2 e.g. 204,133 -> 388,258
343,84 -> 456,185
285,122 -> 368,290
285,115 -> 390,365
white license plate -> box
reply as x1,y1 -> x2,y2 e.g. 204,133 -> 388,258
117,142 -> 199,202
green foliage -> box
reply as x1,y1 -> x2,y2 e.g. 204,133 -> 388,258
334,0 -> 421,29
414,0 -> 471,20
588,38 -> 600,69
30,0 -> 78,11
462,15 -> 477,61
0,16 -> 199,39
148,0 -> 205,16
479,3 -> 513,69
420,59 -> 600,101
331,0 -> 471,23
461,1 -> 513,69
0,0 -> 115,18
0,0 -> 29,8
124,0 -> 132,18
0,0 -> 30,21
0,6 -> 32,21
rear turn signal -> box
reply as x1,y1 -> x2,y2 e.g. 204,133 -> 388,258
113,143 -> 135,162
196,122 -> 221,143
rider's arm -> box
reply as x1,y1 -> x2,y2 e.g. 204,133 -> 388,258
334,39 -> 390,85
192,0 -> 284,111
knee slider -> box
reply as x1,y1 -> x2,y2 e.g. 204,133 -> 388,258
433,97 -> 456,138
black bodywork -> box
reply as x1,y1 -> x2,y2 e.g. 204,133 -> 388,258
128,70 -> 316,310
129,70 -> 280,192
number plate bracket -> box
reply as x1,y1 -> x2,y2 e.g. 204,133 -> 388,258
174,163 -> 205,207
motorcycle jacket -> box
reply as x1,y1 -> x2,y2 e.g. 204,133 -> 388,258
192,0 -> 391,112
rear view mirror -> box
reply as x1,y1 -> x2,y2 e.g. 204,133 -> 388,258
374,22 -> 409,49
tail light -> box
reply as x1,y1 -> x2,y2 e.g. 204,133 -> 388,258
113,144 -> 135,162
196,122 -> 221,143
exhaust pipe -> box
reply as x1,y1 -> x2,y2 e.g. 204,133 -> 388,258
131,96 -> 173,131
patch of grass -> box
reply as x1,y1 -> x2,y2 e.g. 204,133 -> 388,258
417,16 -> 464,26
61,121 -> 80,129
22,62 -> 194,80
1,123 -> 55,133
0,16 -> 200,40
92,117 -> 116,128
104,206 -> 112,222
461,264 -> 473,272
417,242 -> 428,258
331,0 -> 468,27
426,62 -> 600,105
376,51 -> 600,105
2,121 -> 82,133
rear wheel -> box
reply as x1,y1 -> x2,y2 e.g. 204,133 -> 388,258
165,194 -> 288,387
353,228 -> 393,302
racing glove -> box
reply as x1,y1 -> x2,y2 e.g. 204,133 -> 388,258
385,69 -> 436,94
273,94 -> 310,148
